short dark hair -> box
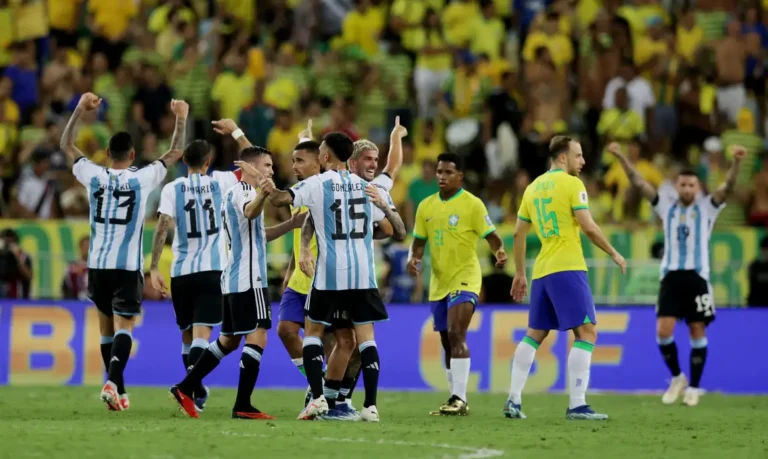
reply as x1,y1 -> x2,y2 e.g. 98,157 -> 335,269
183,140 -> 211,168
294,140 -> 320,153
437,152 -> 463,171
108,132 -> 134,160
677,168 -> 698,178
549,135 -> 573,159
322,132 -> 354,162
1,228 -> 19,242
239,146 -> 272,162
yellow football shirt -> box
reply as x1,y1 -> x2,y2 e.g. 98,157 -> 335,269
286,206 -> 318,295
413,189 -> 496,301
518,169 -> 588,279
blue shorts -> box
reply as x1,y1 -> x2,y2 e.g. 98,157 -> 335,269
278,287 -> 307,325
430,291 -> 478,332
529,271 -> 596,331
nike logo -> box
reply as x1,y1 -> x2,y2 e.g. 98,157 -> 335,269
110,356 -> 119,362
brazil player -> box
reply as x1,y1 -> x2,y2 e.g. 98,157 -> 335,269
407,153 -> 507,416
506,136 -> 626,420
170,147 -> 278,419
608,141 -> 745,406
61,93 -> 187,411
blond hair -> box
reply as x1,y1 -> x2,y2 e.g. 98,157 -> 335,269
351,139 -> 379,161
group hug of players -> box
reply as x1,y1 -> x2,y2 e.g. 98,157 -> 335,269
62,92 -> 745,422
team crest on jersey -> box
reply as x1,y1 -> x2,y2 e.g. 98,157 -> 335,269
448,214 -> 460,227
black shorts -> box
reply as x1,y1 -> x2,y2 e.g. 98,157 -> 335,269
88,269 -> 144,317
657,271 -> 716,325
306,288 -> 388,328
171,271 -> 222,331
221,287 -> 272,335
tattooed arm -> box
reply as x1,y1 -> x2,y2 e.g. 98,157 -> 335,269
150,213 -> 173,297
712,145 -> 747,206
212,119 -> 253,149
61,93 -> 102,163
157,99 -> 189,167
299,214 -> 316,278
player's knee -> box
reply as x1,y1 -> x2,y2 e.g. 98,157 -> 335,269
656,320 -> 675,339
335,333 -> 356,354
688,323 -> 706,339
277,321 -> 299,342
218,334 -> 241,352
446,327 -> 466,346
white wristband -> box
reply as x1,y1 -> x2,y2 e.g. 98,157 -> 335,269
232,129 -> 244,140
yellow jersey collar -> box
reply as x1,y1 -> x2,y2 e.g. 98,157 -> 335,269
439,188 -> 464,203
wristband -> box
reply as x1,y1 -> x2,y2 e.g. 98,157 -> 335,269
232,129 -> 244,140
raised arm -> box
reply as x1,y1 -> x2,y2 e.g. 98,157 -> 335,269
158,99 -> 189,167
149,213 -> 173,297
510,217 -> 530,302
711,145 -> 747,206
607,142 -> 658,202
212,118 -> 253,150
61,93 -> 102,163
574,209 -> 626,274
298,118 -> 314,142
383,116 -> 407,179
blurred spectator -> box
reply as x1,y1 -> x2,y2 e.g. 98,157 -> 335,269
62,235 -> 89,300
597,86 -> 645,168
267,109 -> 302,180
676,6 -> 704,64
11,150 -> 60,219
603,139 -> 662,221
211,52 -> 254,121
714,20 -> 747,124
414,119 -> 444,164
405,159 -> 439,229
382,240 -> 415,303
470,0 -> 505,61
481,253 -> 512,303
239,80 -> 274,149
41,47 -> 77,115
0,228 -> 32,299
440,51 -> 491,120
413,8 -> 452,119
380,37 -> 413,132
357,63 -> 390,143
323,99 -> 360,140
88,0 -> 137,70
522,11 -> 574,70
5,42 -> 38,117
484,71 -> 522,177
442,0 -> 480,47
624,241 -> 664,303
747,236 -> 768,307
132,64 -> 172,134
49,0 -> 81,49
603,59 -> 655,129
749,157 -> 768,227
342,0 -> 384,57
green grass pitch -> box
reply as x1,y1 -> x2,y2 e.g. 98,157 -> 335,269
0,387 -> 766,458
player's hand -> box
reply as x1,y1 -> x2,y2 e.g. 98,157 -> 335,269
390,115 -> 407,139
611,251 -> 627,275
732,145 -> 747,163
259,176 -> 277,194
511,274 -> 527,302
606,141 -> 622,157
299,248 -> 316,279
170,99 -> 189,119
494,249 -> 507,268
365,184 -> 386,209
234,160 -> 265,183
150,269 -> 169,298
407,257 -> 421,277
78,92 -> 102,111
211,118 -> 238,136
298,119 -> 313,141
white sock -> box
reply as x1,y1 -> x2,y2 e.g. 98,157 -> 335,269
508,337 -> 538,405
568,340 -> 594,409
450,358 -> 470,402
446,369 -> 453,394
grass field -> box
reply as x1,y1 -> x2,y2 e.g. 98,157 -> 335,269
0,387 -> 766,459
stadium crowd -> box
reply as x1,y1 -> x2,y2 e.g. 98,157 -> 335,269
1,0 -> 768,302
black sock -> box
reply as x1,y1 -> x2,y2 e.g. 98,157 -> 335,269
359,341 -> 380,408
179,338 -> 231,394
690,341 -> 708,388
658,339 -> 681,377
302,337 -> 325,400
338,376 -> 354,403
182,349 -> 189,370
108,332 -> 132,395
235,344 -> 263,410
346,367 -> 363,402
100,336 -> 113,373
188,341 -> 207,370
324,379 -> 341,409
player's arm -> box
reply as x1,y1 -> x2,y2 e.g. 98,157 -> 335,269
299,213 -> 316,278
61,93 -> 102,163
297,119 -> 314,142
607,141 -> 658,202
383,116 -> 407,179
574,209 -> 627,274
407,201 -> 428,277
261,175 -> 319,208
366,185 -> 406,241
157,99 -> 189,168
149,213 -> 173,298
511,216 -> 530,302
282,252 -> 295,292
243,189 -> 269,219
711,145 -> 746,206
474,199 -> 506,267
266,211 -> 305,241
212,118 -> 253,150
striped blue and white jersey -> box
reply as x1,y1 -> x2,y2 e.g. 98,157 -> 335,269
653,194 -> 724,282
289,170 -> 386,291
158,174 -> 227,277
220,182 -> 268,294
73,157 -> 167,271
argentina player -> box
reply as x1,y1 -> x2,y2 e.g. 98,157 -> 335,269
60,93 -> 187,411
608,141 -> 746,406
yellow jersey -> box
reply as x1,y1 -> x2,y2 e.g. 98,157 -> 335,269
517,169 -> 588,279
286,205 -> 318,295
413,189 -> 495,301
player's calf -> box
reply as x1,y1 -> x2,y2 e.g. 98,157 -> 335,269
277,320 -> 305,376
232,329 -> 273,419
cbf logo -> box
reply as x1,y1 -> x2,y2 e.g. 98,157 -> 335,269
448,214 -> 460,227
